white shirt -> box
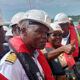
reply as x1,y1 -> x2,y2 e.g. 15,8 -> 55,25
0,51 -> 44,80
61,31 -> 70,45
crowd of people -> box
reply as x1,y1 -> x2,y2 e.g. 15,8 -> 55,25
0,9 -> 80,80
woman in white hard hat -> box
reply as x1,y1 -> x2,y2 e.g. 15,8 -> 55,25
54,13 -> 79,62
41,22 -> 76,80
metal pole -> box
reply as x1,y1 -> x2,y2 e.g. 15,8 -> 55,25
28,0 -> 31,10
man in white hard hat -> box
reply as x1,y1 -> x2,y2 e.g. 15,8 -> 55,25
69,17 -> 79,41
54,13 -> 79,61
10,12 -> 24,36
0,9 -> 55,80
69,17 -> 74,26
69,17 -> 79,40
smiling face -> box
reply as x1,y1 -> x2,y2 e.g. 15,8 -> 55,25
48,30 -> 62,48
21,22 -> 49,50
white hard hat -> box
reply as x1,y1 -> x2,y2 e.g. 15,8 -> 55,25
3,26 -> 9,31
5,29 -> 13,36
54,13 -> 69,24
18,9 -> 51,30
50,22 -> 63,32
69,17 -> 73,21
10,12 -> 25,26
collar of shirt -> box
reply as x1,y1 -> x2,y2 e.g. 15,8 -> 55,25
61,31 -> 70,45
34,50 -> 39,59
32,50 -> 45,77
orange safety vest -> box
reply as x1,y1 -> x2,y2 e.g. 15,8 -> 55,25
76,25 -> 80,28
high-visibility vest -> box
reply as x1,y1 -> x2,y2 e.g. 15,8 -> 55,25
77,32 -> 80,47
77,32 -> 80,41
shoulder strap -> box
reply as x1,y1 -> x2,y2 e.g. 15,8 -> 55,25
8,41 -> 45,80
19,52 -> 45,80
45,47 -> 53,52
45,47 -> 65,75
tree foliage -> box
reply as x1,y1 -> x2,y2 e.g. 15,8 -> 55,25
69,15 -> 80,22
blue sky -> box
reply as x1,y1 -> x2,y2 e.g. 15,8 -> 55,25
0,0 -> 80,22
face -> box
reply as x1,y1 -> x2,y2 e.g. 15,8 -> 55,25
12,25 -> 20,36
79,19 -> 80,25
21,23 -> 48,50
0,26 -> 5,43
48,31 -> 62,48
59,23 -> 69,38
70,20 -> 73,25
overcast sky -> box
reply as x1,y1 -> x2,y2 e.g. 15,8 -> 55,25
0,0 -> 80,21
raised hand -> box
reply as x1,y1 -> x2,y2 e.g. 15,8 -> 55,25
62,41 -> 76,54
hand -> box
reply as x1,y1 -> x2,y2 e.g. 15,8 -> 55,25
70,40 -> 76,54
62,41 -> 76,54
